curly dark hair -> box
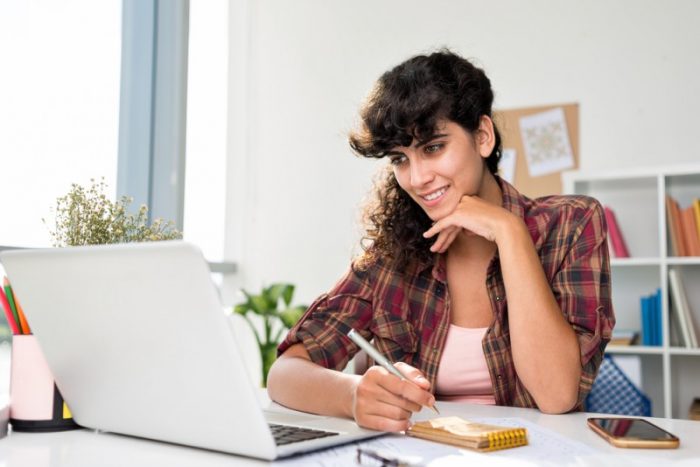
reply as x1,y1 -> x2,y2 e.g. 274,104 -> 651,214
349,49 -> 502,270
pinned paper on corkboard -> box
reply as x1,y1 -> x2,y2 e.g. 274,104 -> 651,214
493,103 -> 579,198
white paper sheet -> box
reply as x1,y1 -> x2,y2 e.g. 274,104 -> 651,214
273,417 -> 597,467
519,108 -> 574,177
499,148 -> 517,183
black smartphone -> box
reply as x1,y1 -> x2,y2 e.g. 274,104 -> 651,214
587,417 -> 680,449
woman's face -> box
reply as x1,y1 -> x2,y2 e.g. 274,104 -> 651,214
387,119 -> 494,222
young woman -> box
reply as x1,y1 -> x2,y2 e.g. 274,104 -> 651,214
267,50 -> 614,432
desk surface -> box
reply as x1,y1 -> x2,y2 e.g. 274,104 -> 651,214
0,392 -> 699,466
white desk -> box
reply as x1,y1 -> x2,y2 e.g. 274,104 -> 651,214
0,392 -> 699,466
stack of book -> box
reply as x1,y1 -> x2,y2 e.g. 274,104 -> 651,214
668,268 -> 698,348
666,196 -> 700,256
689,398 -> 700,421
609,329 -> 638,346
603,206 -> 630,258
640,289 -> 662,346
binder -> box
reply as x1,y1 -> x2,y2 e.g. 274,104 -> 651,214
407,416 -> 528,452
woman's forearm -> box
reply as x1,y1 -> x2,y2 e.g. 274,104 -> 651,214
267,351 -> 359,418
495,215 -> 581,413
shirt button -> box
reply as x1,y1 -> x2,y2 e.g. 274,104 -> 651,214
435,284 -> 444,295
495,296 -> 502,301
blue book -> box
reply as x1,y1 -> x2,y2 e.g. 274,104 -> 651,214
641,296 -> 650,346
651,292 -> 659,346
655,290 -> 662,346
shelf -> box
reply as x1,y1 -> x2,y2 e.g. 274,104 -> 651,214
609,257 -> 700,266
668,347 -> 700,356
605,345 -> 664,355
567,165 -> 700,419
610,257 -> 660,267
667,257 -> 700,265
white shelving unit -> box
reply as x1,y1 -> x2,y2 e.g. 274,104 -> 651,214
563,164 -> 700,419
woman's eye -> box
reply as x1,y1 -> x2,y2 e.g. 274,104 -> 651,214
390,155 -> 406,166
425,143 -> 443,154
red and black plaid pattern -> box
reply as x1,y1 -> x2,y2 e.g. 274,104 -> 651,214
278,178 -> 614,410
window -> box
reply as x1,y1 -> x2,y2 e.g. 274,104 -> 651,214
0,0 -> 122,248
183,0 -> 228,262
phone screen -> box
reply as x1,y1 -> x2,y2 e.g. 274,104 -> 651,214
589,418 -> 678,440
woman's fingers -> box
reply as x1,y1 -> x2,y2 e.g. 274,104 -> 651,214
355,414 -> 411,432
429,226 -> 460,253
352,365 -> 434,432
393,362 -> 431,390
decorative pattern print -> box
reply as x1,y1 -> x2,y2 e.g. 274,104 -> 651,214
519,107 -> 574,177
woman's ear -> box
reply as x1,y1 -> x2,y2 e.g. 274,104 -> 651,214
476,115 -> 496,158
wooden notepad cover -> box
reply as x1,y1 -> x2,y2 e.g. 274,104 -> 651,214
407,416 -> 528,452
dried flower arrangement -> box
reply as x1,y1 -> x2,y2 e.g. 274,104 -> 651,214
44,178 -> 182,247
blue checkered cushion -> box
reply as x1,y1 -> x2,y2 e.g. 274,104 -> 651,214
585,355 -> 651,416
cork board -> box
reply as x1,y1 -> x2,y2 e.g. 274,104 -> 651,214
493,103 -> 579,198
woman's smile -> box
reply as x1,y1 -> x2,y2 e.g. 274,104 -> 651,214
419,185 -> 449,206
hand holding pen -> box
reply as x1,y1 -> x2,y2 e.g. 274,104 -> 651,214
347,329 -> 439,432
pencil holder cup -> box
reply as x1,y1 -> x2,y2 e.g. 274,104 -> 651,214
9,335 -> 81,432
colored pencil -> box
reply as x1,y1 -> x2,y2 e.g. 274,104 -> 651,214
3,277 -> 21,333
16,299 -> 31,334
0,286 -> 20,334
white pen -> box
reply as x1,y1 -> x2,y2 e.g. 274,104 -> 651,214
347,328 -> 440,414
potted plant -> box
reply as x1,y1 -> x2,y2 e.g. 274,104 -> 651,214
44,178 -> 181,246
234,284 -> 306,387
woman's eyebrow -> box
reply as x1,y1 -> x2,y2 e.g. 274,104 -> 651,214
413,133 -> 448,149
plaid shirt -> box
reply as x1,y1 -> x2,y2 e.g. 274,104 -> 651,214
279,178 -> 614,410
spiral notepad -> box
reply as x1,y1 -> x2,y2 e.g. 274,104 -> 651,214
407,416 -> 528,452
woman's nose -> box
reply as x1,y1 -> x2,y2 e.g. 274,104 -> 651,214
409,159 -> 433,188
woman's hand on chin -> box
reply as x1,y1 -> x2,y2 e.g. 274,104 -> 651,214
423,195 -> 515,252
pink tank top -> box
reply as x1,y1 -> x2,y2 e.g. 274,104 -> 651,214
435,324 -> 496,404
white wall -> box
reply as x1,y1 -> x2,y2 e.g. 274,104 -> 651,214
224,0 -> 700,304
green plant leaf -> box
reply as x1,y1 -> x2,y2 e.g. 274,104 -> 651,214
233,303 -> 249,316
278,305 -> 306,329
249,294 -> 272,315
265,283 -> 289,308
281,284 -> 295,307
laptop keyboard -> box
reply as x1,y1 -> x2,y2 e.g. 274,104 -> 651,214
269,423 -> 340,446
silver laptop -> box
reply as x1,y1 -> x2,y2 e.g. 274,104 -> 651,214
0,241 -> 380,460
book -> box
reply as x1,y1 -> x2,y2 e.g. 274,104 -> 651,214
603,206 -> 630,258
694,199 -> 700,243
666,196 -> 682,256
609,329 -> 638,346
407,416 -> 528,452
653,289 -> 662,346
640,291 -> 662,346
671,197 -> 688,256
640,295 -> 650,346
668,268 -> 698,348
681,206 -> 700,256
690,398 -> 700,421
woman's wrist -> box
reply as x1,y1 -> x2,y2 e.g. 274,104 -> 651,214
493,211 -> 527,246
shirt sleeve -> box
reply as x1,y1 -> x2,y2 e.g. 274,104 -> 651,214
550,197 -> 615,410
277,263 -> 376,371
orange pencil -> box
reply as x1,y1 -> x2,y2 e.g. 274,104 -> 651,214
16,300 -> 31,335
